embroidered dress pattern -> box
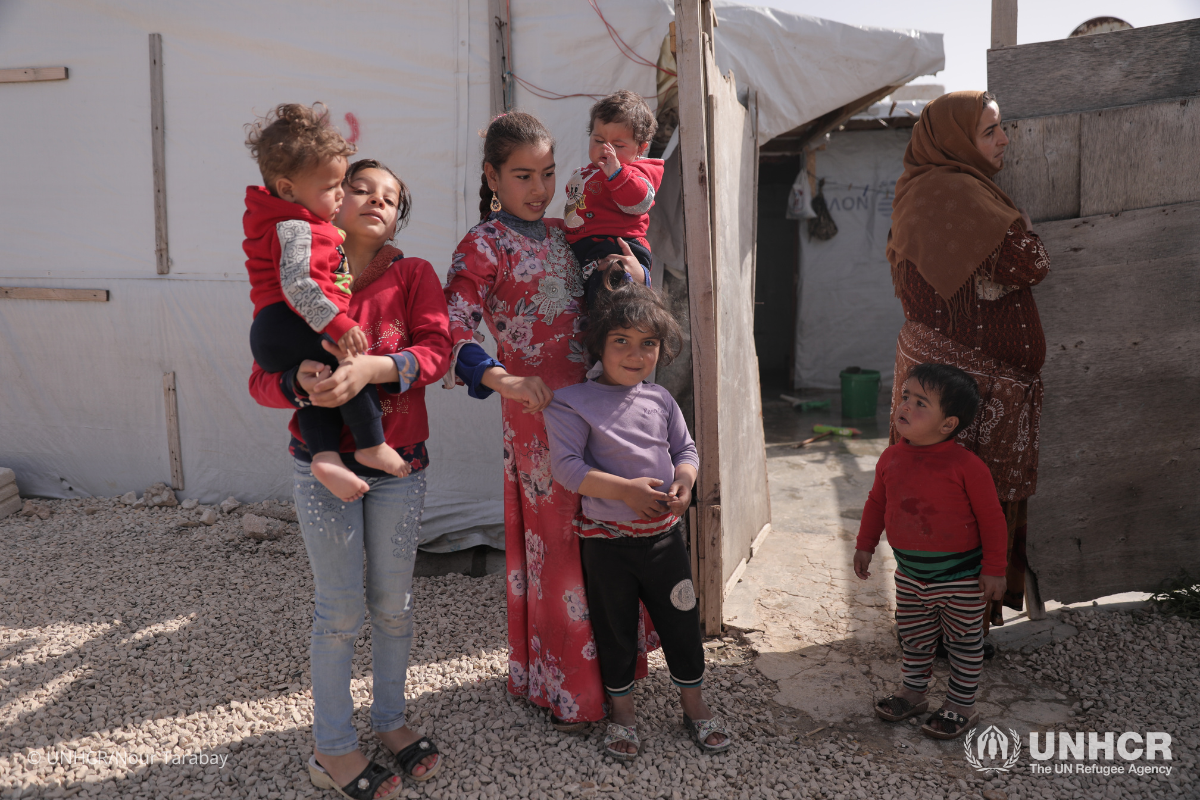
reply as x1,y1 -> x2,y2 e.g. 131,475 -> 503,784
445,216 -> 655,722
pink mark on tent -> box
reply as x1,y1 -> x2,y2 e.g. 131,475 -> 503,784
344,112 -> 360,144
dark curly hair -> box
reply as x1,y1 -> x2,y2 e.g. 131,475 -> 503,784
344,158 -> 413,237
584,282 -> 683,367
588,90 -> 657,147
478,111 -> 555,221
245,102 -> 356,193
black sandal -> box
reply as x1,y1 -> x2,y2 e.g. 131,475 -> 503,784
551,713 -> 588,733
392,736 -> 442,782
307,756 -> 402,800
875,693 -> 928,722
920,708 -> 979,740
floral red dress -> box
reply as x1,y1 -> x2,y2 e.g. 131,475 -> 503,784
445,215 -> 655,722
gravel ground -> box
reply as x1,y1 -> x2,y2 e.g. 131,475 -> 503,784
1,497 -> 1196,800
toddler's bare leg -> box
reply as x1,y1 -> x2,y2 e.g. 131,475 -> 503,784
353,444 -> 410,478
679,687 -> 728,747
608,693 -> 638,755
311,452 -> 370,502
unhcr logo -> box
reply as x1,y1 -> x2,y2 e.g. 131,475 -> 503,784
963,726 -> 1022,772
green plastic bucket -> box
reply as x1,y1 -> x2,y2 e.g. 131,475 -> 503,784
840,367 -> 881,419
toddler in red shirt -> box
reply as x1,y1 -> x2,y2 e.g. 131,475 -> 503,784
562,90 -> 664,306
854,363 -> 1008,740
243,103 -> 409,501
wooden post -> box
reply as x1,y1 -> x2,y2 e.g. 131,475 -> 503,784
991,0 -> 1017,49
0,67 -> 68,83
488,0 -> 512,116
674,0 -> 723,635
149,33 -> 169,275
162,372 -> 184,490
1,287 -> 107,301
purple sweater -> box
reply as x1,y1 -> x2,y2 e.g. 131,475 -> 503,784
543,380 -> 699,522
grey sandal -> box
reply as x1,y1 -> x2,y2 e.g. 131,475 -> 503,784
602,722 -> 640,761
683,714 -> 733,753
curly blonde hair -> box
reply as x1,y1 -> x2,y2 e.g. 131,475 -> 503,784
245,103 -> 357,191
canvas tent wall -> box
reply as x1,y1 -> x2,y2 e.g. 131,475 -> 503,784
0,0 -> 940,555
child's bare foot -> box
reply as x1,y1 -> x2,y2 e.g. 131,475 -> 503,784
311,452 -> 370,502
354,443 -> 410,478
680,688 -> 728,748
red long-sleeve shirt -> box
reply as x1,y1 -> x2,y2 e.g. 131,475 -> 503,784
243,186 -> 359,342
248,248 -> 451,451
856,438 -> 1009,577
563,159 -> 664,243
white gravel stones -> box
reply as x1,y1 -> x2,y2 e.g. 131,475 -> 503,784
119,491 -> 138,505
144,483 -> 178,508
241,514 -> 287,541
181,499 -> 199,511
219,497 -> 241,515
199,508 -> 218,526
0,496 -> 1195,800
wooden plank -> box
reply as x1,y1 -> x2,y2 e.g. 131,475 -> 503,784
994,113 -> 1080,222
990,0 -> 1017,49
724,557 -> 747,599
162,372 -> 184,491
710,65 -> 771,591
987,19 -> 1200,120
1027,202 -> 1200,603
0,66 -> 68,83
149,33 -> 170,275
750,522 -> 771,559
675,0 -> 724,631
0,287 -> 108,302
1079,97 -> 1200,217
487,0 -> 512,116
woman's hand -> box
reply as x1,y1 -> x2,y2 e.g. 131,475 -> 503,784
481,367 -> 553,414
599,238 -> 646,286
621,477 -> 671,520
303,340 -> 397,408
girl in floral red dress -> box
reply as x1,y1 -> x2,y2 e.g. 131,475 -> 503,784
443,112 -> 655,728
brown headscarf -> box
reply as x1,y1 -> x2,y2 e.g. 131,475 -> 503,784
888,91 -> 1021,326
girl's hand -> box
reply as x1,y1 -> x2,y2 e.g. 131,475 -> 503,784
665,480 -> 691,515
295,359 -> 333,396
853,549 -> 873,580
305,341 -> 395,408
483,368 -> 554,414
979,574 -> 1007,603
338,326 -> 370,357
600,238 -> 646,286
622,477 -> 670,520
597,143 -> 620,178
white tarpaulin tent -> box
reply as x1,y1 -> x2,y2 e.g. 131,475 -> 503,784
0,0 -> 940,548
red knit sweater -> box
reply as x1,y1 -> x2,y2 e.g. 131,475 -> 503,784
243,186 -> 359,342
856,439 -> 1009,577
563,159 -> 664,243
248,248 -> 451,451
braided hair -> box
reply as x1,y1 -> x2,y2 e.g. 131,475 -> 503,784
478,112 -> 555,221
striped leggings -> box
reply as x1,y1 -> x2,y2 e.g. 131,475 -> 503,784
895,571 -> 987,706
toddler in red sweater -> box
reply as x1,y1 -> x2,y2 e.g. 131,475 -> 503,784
562,90 -> 664,306
854,363 -> 1007,740
243,103 -> 408,501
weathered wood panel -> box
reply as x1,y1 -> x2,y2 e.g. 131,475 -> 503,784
995,114 -> 1080,222
990,0 -> 1017,49
987,19 -> 1200,120
1079,97 -> 1200,217
710,67 -> 771,599
149,33 -> 169,275
0,66 -> 68,83
0,287 -> 107,301
1029,202 -> 1200,603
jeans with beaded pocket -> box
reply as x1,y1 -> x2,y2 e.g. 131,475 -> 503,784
293,459 -> 426,755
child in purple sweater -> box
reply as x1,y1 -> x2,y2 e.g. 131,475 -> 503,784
543,283 -> 731,761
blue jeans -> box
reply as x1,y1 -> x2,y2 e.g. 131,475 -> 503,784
293,460 -> 426,755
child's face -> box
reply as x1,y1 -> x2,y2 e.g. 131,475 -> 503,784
336,168 -> 402,248
275,157 -> 348,222
485,143 -> 556,221
589,119 -> 647,166
596,326 -> 660,387
895,378 -> 959,446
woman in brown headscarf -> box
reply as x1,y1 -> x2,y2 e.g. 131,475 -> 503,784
887,91 -> 1050,632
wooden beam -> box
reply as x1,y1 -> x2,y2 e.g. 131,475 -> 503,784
163,372 -> 184,491
149,33 -> 170,275
987,19 -> 1200,120
0,66 -> 68,83
675,0 -> 723,635
0,287 -> 108,302
487,0 -> 512,116
990,0 -> 1017,49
